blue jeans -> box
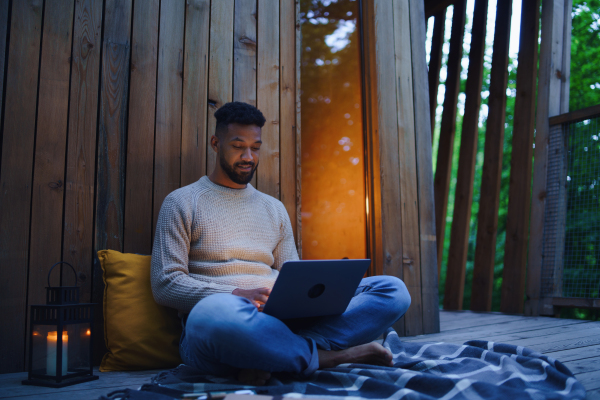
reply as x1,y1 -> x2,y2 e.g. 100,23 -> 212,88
179,275 -> 411,377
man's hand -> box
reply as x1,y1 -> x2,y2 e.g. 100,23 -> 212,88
232,287 -> 271,310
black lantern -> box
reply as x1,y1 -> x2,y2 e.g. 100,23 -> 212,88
22,262 -> 99,387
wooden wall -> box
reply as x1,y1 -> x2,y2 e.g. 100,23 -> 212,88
363,0 -> 440,336
0,0 -> 441,373
0,0 -> 299,373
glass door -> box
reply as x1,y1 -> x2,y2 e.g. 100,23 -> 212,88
300,0 -> 367,260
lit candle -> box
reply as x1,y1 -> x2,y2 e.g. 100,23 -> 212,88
46,331 -> 68,376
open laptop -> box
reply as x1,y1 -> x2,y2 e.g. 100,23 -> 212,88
262,259 -> 370,320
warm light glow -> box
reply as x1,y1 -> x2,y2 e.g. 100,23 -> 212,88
47,331 -> 68,376
33,331 -> 40,336
300,0 -> 367,260
86,329 -> 91,336
366,197 -> 369,216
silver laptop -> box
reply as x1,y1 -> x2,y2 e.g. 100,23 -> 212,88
262,259 -> 370,320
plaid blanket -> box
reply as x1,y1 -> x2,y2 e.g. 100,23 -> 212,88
109,328 -> 586,400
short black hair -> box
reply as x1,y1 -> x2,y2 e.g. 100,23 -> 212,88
214,102 -> 266,138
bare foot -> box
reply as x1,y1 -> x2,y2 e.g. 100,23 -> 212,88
237,368 -> 271,386
318,342 -> 393,369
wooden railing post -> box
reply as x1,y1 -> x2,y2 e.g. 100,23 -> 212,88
445,0 -> 489,311
501,0 -> 541,314
470,0 -> 513,312
434,0 -> 467,279
526,0 -> 567,316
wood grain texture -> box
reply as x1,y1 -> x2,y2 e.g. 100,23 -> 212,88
62,0 -> 103,304
560,0 -> 571,115
445,0 -> 488,311
433,0 -> 466,278
409,0 -> 440,333
549,104 -> 600,126
0,0 -> 8,149
27,0 -> 75,367
525,0 -> 565,316
257,0 -> 280,198
393,0 -> 422,336
470,0 -> 513,312
280,0 -> 297,238
182,0 -> 210,187
96,0 -> 133,253
374,0 -> 404,334
295,0 -> 302,252
94,0 -> 133,364
361,0 -> 384,277
501,0 -> 540,314
234,0 -> 257,187
0,0 -> 43,374
206,0 -> 234,176
153,0 -> 185,234
428,10 -> 445,140
123,0 -> 159,254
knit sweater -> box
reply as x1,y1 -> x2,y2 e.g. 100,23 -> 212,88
151,176 -> 299,314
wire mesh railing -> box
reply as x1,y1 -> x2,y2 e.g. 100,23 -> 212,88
542,111 -> 600,301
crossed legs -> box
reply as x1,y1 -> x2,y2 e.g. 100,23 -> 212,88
180,275 -> 411,382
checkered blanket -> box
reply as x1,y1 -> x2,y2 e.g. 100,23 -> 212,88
141,328 -> 586,400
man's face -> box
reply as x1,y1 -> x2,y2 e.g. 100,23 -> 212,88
217,123 -> 262,185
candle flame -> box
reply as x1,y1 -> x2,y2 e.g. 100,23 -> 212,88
86,329 -> 91,336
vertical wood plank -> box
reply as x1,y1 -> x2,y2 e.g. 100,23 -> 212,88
123,0 -> 159,254
153,0 -> 185,234
295,0 -> 302,252
0,0 -> 9,144
444,0 -> 489,311
63,0 -> 103,304
362,0 -> 384,277
433,0 -> 466,277
93,0 -> 132,363
501,0 -> 540,314
280,0 -> 296,236
409,0 -> 440,334
471,0 -> 513,311
0,0 -> 43,373
526,0 -> 565,316
393,0 -> 422,336
257,0 -> 280,198
182,0 -> 210,187
428,10 -> 445,140
95,0 -> 133,253
560,0 -> 571,115
206,0 -> 234,176
374,0 -> 405,335
233,0 -> 257,187
27,0 -> 75,365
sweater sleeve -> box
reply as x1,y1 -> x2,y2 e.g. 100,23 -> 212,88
151,192 -> 238,313
272,202 -> 300,270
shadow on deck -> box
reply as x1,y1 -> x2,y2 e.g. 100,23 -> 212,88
1,311 -> 599,399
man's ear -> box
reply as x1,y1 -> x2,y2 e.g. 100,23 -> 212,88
210,135 -> 219,153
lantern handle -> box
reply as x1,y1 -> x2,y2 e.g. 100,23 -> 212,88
47,261 -> 77,287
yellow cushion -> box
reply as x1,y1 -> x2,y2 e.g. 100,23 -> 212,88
98,249 -> 182,371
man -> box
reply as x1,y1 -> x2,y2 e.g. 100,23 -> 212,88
151,102 -> 411,385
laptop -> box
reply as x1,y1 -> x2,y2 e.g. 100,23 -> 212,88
262,259 -> 371,320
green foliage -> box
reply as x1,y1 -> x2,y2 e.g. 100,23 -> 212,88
570,0 -> 600,111
437,0 -> 600,317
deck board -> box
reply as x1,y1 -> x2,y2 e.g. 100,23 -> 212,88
2,311 -> 599,399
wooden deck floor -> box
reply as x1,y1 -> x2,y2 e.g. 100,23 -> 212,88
1,311 -> 599,399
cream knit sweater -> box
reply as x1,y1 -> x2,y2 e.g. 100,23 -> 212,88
151,176 -> 299,314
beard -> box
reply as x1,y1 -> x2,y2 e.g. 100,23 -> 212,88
219,150 -> 258,185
